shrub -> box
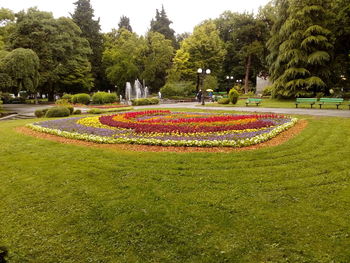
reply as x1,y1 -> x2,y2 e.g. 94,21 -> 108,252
45,106 -> 70,118
92,92 -> 118,104
228,88 -> 240,104
34,109 -> 45,118
72,93 -> 90,105
343,92 -> 350,99
149,98 -> 160,105
131,98 -> 158,106
217,98 -> 230,104
262,86 -> 273,96
67,106 -> 74,114
160,81 -> 195,98
73,109 -> 82,115
87,108 -> 104,114
55,99 -> 70,105
62,94 -> 73,102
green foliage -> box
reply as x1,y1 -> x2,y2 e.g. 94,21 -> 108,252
62,94 -> 73,102
92,92 -> 117,104
73,109 -> 82,115
262,85 -> 273,96
217,98 -> 230,104
267,0 -> 335,97
160,81 -> 195,98
87,106 -> 133,114
141,32 -> 174,91
9,8 -> 93,100
168,21 -> 226,81
118,15 -> 132,32
72,93 -> 91,105
228,88 -> 240,104
215,11 -> 269,93
0,48 -> 40,94
34,108 -> 50,118
203,75 -> 218,91
72,0 -> 104,89
55,99 -> 70,106
150,6 -> 176,47
0,8 -> 15,50
45,106 -> 70,118
131,98 -> 159,106
102,29 -> 145,94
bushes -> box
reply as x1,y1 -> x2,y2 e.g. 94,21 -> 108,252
217,98 -> 230,104
92,92 -> 118,104
45,107 -> 70,118
160,81 -> 195,98
72,93 -> 90,105
131,98 -> 159,106
34,108 -> 49,118
87,107 -> 133,114
73,109 -> 82,115
62,94 -> 73,102
228,88 -> 240,104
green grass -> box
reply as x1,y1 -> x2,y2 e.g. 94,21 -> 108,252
1,111 -> 350,262
207,98 -> 350,110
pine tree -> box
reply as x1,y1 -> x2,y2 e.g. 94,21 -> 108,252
150,6 -> 176,47
268,0 -> 335,97
72,0 -> 104,89
118,15 -> 132,32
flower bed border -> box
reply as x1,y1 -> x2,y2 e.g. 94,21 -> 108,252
26,118 -> 297,148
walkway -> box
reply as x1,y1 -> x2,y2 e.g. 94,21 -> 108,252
136,102 -> 350,118
2,102 -> 350,121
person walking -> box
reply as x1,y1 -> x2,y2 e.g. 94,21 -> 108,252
197,90 -> 202,103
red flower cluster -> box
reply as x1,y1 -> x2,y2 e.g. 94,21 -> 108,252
99,112 -> 276,134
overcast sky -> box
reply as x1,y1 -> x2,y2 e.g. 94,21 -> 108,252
2,0 -> 270,35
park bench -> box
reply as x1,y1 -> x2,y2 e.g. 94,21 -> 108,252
295,98 -> 317,108
246,98 -> 262,106
318,98 -> 344,109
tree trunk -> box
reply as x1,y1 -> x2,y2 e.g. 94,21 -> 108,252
48,83 -> 55,102
244,54 -> 252,94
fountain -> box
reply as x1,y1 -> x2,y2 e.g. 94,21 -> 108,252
134,79 -> 142,99
125,82 -> 132,102
144,86 -> 149,98
124,79 -> 149,104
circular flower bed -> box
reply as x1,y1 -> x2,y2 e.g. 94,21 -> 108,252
27,110 -> 297,147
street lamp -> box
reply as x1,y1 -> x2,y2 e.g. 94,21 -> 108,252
226,75 -> 234,93
197,68 -> 211,105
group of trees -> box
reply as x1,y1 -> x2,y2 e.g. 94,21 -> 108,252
0,0 -> 349,100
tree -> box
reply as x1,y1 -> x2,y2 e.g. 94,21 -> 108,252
9,8 -> 93,100
141,32 -> 174,91
102,29 -> 145,94
0,48 -> 40,102
267,0 -> 335,97
332,0 -> 350,91
72,0 -> 104,89
168,21 -> 226,82
0,8 -> 15,50
216,12 -> 268,93
150,6 -> 176,47
118,15 -> 132,32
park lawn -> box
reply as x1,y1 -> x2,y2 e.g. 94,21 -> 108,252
206,98 -> 350,110
1,112 -> 350,262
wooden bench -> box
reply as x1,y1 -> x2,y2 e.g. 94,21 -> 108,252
246,98 -> 262,106
318,98 -> 344,109
295,98 -> 317,108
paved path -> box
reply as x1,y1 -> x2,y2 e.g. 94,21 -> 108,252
136,102 -> 350,118
2,103 -> 350,120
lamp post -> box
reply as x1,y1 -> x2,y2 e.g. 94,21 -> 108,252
226,75 -> 234,93
197,68 -> 211,105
